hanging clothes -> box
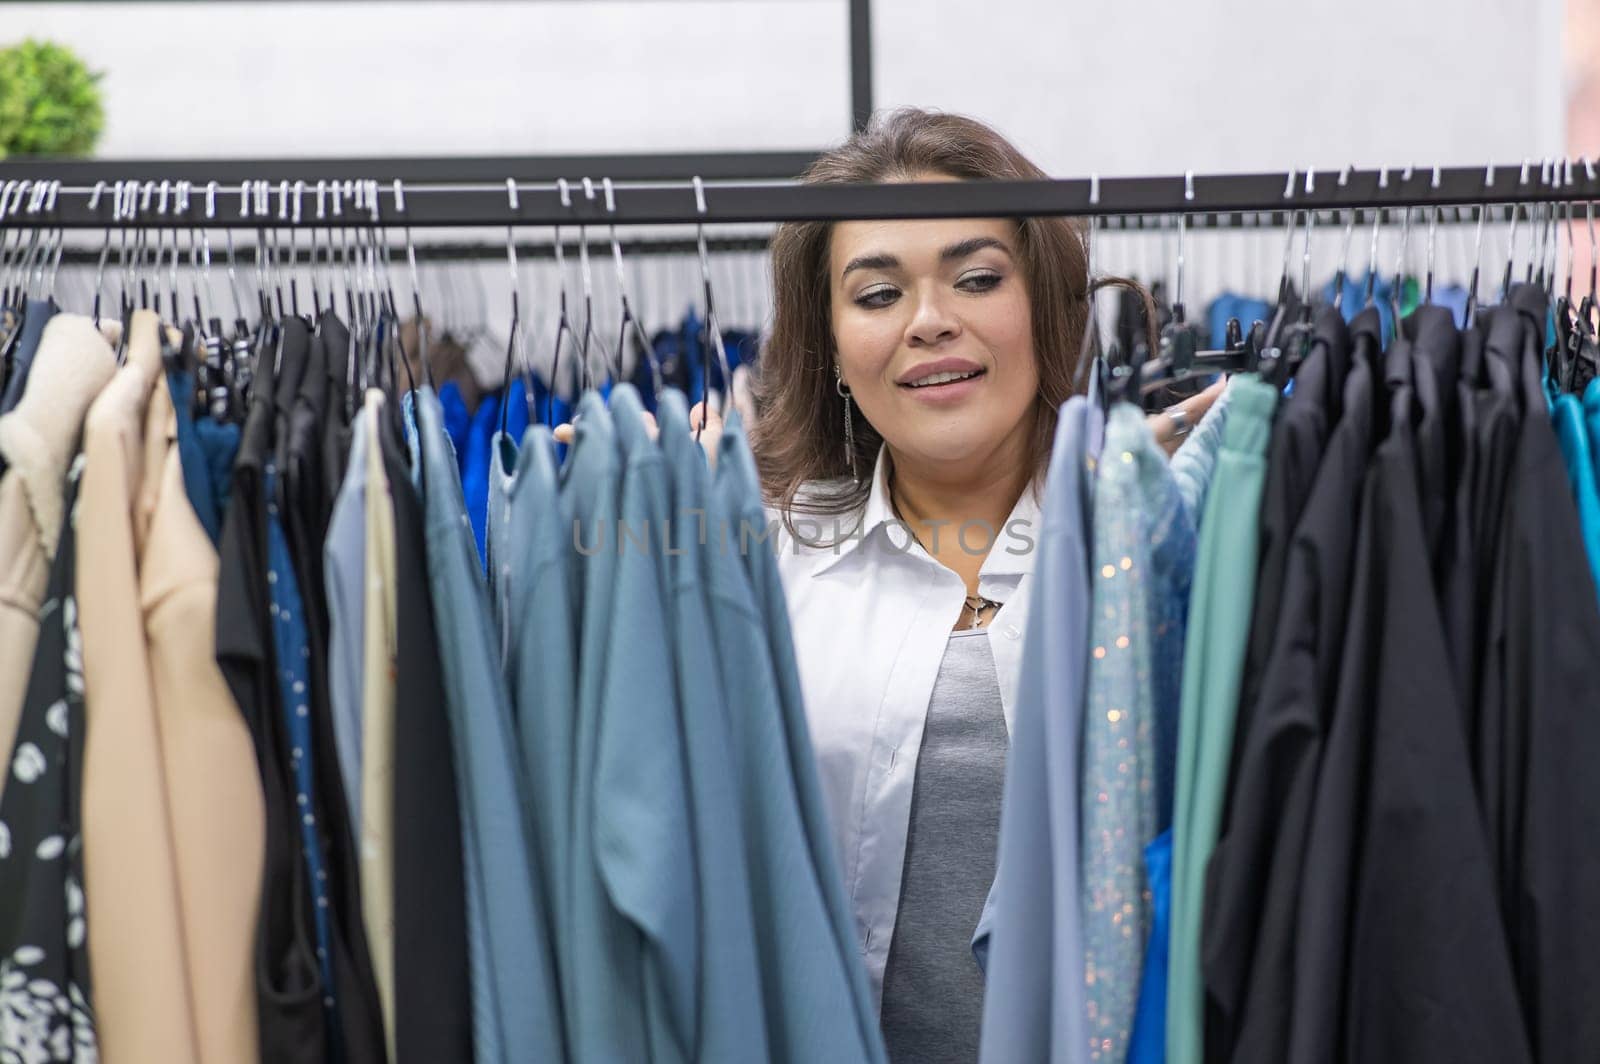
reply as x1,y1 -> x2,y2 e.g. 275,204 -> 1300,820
977,395 -> 1101,1064
1079,401 -> 1198,1061
0,462 -> 97,1062
0,315 -> 116,794
415,386 -> 565,1064
1165,374 -> 1279,1064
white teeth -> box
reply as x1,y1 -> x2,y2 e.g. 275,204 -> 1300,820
907,369 -> 980,388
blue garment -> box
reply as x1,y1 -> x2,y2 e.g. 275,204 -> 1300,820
195,417 -> 240,529
0,298 -> 58,415
594,384 -> 697,1063
1081,403 -> 1197,1058
560,392 -> 652,1061
438,380 -> 471,473
324,412 -> 370,831
415,387 -> 566,1064
1554,393 -> 1600,606
656,390 -> 771,1059
700,410 -> 886,1064
485,429 -> 518,652
461,392 -> 500,570
502,424 -> 582,1034
1585,379 -> 1600,498
1324,271 -> 1397,342
1433,284 -> 1471,328
977,396 -> 1102,1064
1206,293 -> 1272,350
167,370 -> 225,545
264,467 -> 341,1046
1127,829 -> 1174,1064
400,390 -> 421,478
462,382 -> 529,572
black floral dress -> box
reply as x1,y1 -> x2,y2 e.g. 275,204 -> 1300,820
0,456 -> 97,1062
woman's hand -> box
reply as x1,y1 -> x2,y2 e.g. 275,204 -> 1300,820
1147,377 -> 1226,456
551,402 -> 723,467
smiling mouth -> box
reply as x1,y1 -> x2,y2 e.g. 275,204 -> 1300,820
902,368 -> 986,389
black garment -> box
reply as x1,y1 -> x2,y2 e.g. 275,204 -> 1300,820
1202,308 -> 1379,1064
1230,305 -> 1350,766
0,469 -> 98,1061
381,410 -> 473,1064
1287,333 -> 1529,1064
320,313 -> 353,499
284,317 -> 388,1064
1482,284 -> 1600,1061
216,334 -> 329,1063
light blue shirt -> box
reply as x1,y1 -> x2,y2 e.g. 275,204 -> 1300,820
977,395 -> 1103,1064
594,384 -> 697,1064
415,386 -> 566,1064
704,411 -> 888,1064
560,391 -> 652,1061
323,410 -> 368,830
657,390 -> 773,1059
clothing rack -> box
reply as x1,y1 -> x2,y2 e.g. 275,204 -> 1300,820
0,161 -> 1591,231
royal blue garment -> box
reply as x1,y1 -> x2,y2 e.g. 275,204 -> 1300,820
415,387 -> 566,1064
438,379 -> 471,474
1127,829 -> 1174,1064
1324,271 -> 1397,342
167,370 -> 226,545
1206,293 -> 1273,350
461,392 -> 501,568
264,466 -> 341,1048
976,396 -> 1103,1064
1554,393 -> 1600,606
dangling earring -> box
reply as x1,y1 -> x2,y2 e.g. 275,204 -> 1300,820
835,364 -> 858,479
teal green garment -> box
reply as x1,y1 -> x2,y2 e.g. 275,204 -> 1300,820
704,411 -> 888,1064
1082,403 -> 1198,1059
502,424 -> 582,1013
657,391 -> 772,1058
415,387 -> 567,1064
1586,378 -> 1600,498
1165,374 -> 1280,1064
560,392 -> 652,1060
594,384 -> 697,1064
1553,392 -> 1600,606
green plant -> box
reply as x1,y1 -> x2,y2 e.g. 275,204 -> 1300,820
0,40 -> 104,158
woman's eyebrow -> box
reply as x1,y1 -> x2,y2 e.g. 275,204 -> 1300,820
840,236 -> 1013,280
940,235 -> 1012,261
841,252 -> 899,279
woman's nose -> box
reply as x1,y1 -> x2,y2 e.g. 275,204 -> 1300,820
905,289 -> 962,347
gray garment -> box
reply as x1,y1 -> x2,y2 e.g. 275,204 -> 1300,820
881,629 -> 1008,1064
323,410 -> 369,829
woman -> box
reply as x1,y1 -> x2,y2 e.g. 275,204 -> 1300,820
746,108 -> 1220,1062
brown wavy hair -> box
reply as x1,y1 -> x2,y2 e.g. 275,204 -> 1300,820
750,107 -> 1141,527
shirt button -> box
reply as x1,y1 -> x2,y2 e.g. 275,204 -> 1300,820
1003,624 -> 1021,640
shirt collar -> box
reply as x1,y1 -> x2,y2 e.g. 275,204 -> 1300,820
807,444 -> 1041,580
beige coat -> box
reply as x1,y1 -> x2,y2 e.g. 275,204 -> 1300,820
78,309 -> 265,1064
141,351 -> 266,1064
0,315 -> 117,794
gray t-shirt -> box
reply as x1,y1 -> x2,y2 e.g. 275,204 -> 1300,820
880,627 -> 1008,1063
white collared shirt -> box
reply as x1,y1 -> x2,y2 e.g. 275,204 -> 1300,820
769,445 -> 1040,1010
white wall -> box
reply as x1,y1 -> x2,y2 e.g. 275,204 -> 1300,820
5,0 -> 1566,171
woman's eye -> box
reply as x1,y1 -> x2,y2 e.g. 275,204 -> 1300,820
855,286 -> 899,309
958,271 -> 1003,293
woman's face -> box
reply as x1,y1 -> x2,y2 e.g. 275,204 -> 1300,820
827,204 -> 1038,478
